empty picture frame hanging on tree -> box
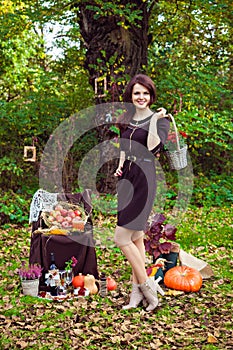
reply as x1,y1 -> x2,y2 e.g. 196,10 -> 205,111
24,146 -> 36,162
94,76 -> 107,98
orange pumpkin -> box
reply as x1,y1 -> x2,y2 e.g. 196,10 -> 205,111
72,273 -> 85,288
164,266 -> 202,292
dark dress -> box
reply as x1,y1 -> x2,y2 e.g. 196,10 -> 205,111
117,114 -> 170,230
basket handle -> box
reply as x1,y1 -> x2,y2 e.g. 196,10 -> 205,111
167,114 -> 181,151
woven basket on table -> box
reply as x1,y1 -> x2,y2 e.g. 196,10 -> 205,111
165,114 -> 188,170
40,201 -> 88,233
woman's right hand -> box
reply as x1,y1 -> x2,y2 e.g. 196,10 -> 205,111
114,166 -> 123,177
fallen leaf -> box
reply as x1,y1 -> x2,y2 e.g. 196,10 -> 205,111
16,341 -> 28,349
165,290 -> 185,296
207,333 -> 218,343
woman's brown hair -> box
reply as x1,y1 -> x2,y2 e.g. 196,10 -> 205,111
117,74 -> 156,129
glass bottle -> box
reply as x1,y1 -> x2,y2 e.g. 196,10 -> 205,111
99,273 -> 107,297
49,252 -> 57,270
49,252 -> 58,296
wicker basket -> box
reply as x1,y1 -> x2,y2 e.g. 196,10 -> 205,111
41,201 -> 88,232
165,114 -> 188,170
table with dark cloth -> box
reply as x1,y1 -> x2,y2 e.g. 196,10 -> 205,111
29,190 -> 99,288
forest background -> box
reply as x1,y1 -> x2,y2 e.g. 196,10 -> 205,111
0,0 -> 232,224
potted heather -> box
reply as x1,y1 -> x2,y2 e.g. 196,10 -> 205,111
17,261 -> 43,296
144,213 -> 179,281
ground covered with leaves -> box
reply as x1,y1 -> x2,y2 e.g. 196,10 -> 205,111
0,207 -> 232,349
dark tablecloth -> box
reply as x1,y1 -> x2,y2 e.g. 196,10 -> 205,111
29,190 -> 99,286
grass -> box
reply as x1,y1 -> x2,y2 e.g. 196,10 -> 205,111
0,206 -> 232,349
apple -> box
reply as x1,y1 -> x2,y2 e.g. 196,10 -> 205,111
65,216 -> 72,222
60,209 -> 68,217
74,210 -> 81,217
55,205 -> 63,211
48,215 -> 55,222
56,215 -> 64,223
52,210 -> 60,218
68,211 -> 75,219
107,277 -> 117,291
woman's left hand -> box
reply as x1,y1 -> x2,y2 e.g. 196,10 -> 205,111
156,107 -> 167,119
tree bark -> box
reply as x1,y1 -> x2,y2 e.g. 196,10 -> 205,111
77,1 -> 150,193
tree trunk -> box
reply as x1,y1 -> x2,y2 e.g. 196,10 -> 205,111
77,1 -> 150,193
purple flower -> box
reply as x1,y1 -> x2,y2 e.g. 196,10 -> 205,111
71,256 -> 78,267
65,256 -> 78,271
17,262 -> 43,280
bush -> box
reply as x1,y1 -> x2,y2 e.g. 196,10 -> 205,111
0,190 -> 31,226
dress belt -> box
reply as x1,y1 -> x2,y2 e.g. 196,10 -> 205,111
126,155 -> 153,162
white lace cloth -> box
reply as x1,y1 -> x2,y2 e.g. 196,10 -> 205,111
29,189 -> 58,223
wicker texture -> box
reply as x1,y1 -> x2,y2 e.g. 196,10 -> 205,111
166,114 -> 188,170
41,201 -> 87,232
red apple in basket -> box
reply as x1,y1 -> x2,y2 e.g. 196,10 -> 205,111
68,209 -> 76,219
60,208 -> 68,217
56,215 -> 64,223
74,210 -> 81,217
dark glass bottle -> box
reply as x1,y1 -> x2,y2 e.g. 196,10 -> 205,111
49,253 -> 58,296
99,273 -> 107,297
49,252 -> 57,270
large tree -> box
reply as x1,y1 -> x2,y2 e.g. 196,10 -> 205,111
77,0 -> 150,97
75,1 -> 153,192
1,0 -> 232,195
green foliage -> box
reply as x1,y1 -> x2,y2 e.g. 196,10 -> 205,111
85,1 -> 143,26
0,154 -> 38,193
165,109 -> 232,174
0,0 -> 232,199
191,173 -> 233,207
148,0 -> 232,174
0,156 -> 23,177
0,190 -> 31,225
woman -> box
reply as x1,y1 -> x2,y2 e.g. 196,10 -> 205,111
114,74 -> 170,311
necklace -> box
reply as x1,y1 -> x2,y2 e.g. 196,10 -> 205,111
129,113 -> 154,127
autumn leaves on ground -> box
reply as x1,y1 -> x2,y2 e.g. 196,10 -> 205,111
0,207 -> 232,350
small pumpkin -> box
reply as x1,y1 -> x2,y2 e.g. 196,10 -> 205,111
107,277 -> 117,291
72,273 -> 85,288
84,274 -> 98,295
164,266 -> 202,292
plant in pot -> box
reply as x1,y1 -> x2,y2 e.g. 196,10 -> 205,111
17,261 -> 43,297
144,213 -> 179,282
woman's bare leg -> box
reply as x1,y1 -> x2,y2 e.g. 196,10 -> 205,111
131,234 -> 146,283
114,226 -> 147,284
